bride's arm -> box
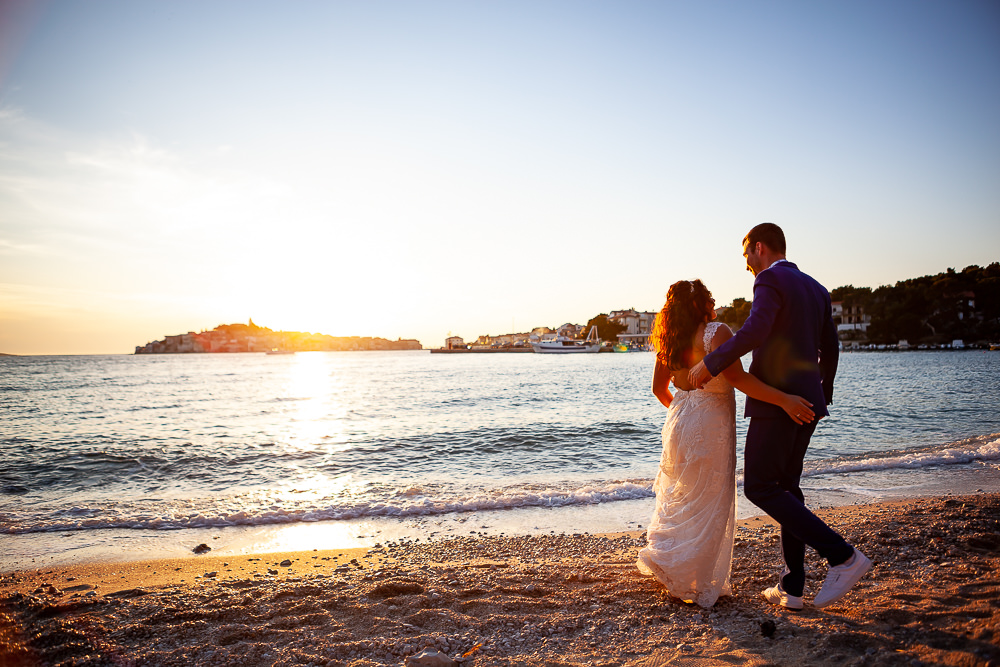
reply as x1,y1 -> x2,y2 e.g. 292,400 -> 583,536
711,326 -> 816,425
651,360 -> 674,408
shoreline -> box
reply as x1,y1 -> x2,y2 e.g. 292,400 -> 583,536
3,492 -> 999,666
5,459 -> 998,575
0,494 -> 976,596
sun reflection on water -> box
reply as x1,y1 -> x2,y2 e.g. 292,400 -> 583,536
272,472 -> 362,502
279,352 -> 348,453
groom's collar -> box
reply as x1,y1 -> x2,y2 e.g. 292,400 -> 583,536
768,258 -> 789,270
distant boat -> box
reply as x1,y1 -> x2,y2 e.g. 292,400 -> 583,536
265,348 -> 295,355
530,326 -> 601,354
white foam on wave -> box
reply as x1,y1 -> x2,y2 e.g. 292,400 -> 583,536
728,433 -> 1000,486
5,434 -> 998,535
797,433 -> 1000,481
1,481 -> 657,534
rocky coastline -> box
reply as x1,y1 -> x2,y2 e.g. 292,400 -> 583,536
135,321 -> 422,354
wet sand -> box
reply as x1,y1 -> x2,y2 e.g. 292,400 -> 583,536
2,493 -> 999,666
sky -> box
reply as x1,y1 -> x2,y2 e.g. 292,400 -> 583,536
1,0 -> 998,354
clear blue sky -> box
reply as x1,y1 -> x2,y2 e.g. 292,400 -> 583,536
1,0 -> 998,353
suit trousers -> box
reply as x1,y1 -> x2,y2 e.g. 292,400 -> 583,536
744,416 -> 854,597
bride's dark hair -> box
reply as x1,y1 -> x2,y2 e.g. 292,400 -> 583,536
650,279 -> 714,369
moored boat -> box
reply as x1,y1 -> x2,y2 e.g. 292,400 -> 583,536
530,326 -> 601,353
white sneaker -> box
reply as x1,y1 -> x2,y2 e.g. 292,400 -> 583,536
762,582 -> 804,610
813,548 -> 872,608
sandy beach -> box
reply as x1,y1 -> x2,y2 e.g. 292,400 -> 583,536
2,492 -> 999,667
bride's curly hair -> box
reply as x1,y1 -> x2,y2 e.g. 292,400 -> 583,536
650,279 -> 714,369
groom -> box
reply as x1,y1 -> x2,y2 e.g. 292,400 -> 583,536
689,223 -> 871,610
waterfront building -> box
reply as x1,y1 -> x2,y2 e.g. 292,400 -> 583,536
832,301 -> 871,340
609,309 -> 657,349
445,336 -> 467,350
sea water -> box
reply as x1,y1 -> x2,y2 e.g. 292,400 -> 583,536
2,350 -> 998,569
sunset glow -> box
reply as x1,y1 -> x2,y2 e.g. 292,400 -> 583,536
1,1 -> 998,354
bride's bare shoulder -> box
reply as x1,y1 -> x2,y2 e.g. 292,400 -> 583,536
705,321 -> 733,353
711,321 -> 733,339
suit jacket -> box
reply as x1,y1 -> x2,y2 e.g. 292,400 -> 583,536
703,261 -> 839,418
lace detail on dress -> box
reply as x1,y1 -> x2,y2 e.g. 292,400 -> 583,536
698,322 -> 731,395
702,321 -> 721,354
637,320 -> 737,607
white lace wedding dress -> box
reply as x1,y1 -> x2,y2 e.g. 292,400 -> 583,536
637,321 -> 737,607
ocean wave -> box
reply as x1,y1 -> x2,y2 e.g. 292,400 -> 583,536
795,432 -> 1000,481
1,421 -> 659,494
3,434 -> 998,535
0,481 -> 656,534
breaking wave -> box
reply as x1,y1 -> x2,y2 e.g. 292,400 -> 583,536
4,433 -> 997,535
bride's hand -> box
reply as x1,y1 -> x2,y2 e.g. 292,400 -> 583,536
782,395 -> 815,425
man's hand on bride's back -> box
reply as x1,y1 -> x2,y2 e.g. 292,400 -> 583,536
688,360 -> 711,388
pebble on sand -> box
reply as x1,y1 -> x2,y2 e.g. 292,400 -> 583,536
404,649 -> 456,667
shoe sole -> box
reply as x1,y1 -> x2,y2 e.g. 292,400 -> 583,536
813,555 -> 873,608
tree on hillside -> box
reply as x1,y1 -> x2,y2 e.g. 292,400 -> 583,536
717,298 -> 752,330
863,262 -> 1000,344
830,285 -> 872,307
585,314 -> 627,341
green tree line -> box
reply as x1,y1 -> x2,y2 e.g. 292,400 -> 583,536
835,263 -> 1000,344
718,263 -> 1000,344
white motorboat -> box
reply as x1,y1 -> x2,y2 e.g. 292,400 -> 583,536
530,326 -> 601,353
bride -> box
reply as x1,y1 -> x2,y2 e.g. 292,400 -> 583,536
637,279 -> 815,607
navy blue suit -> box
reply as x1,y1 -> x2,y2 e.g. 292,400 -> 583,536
704,260 -> 838,419
703,260 -> 851,596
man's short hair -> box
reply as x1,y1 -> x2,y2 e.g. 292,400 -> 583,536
744,223 -> 786,255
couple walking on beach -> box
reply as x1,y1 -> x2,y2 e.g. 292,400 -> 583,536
636,223 -> 872,610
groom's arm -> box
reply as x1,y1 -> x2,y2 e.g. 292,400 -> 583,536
702,276 -> 782,377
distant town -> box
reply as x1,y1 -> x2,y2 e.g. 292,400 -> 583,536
134,320 -> 422,354
446,262 -> 1000,352
441,311 -> 654,352
134,263 -> 999,355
